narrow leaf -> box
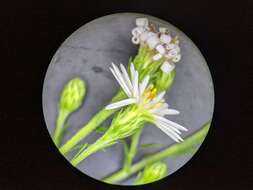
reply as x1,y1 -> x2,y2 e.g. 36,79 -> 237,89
140,143 -> 161,149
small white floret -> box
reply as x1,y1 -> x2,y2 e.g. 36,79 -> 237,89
132,36 -> 140,44
160,34 -> 172,44
160,62 -> 175,73
159,27 -> 168,33
153,53 -> 163,61
136,18 -> 149,27
139,31 -> 149,42
165,44 -> 176,51
147,35 -> 160,49
167,49 -> 178,57
147,32 -> 156,38
156,44 -> 166,55
131,27 -> 145,36
172,54 -> 181,62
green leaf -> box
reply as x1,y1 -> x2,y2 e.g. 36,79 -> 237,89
140,143 -> 161,149
95,125 -> 108,134
73,143 -> 88,159
120,139 -> 129,156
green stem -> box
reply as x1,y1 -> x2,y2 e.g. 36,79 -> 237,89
59,90 -> 126,155
53,109 -> 69,147
103,121 -> 211,184
123,126 -> 143,170
70,138 -> 107,166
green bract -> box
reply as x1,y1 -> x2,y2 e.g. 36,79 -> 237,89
133,45 -> 166,81
134,162 -> 168,185
155,69 -> 176,92
70,105 -> 153,166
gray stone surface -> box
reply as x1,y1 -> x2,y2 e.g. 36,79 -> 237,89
42,13 -> 214,185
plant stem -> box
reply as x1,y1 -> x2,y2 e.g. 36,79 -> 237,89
70,138 -> 107,166
53,109 -> 69,147
59,90 -> 126,155
123,126 -> 143,170
103,121 -> 211,184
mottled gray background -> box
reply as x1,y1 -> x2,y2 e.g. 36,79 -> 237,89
42,13 -> 214,185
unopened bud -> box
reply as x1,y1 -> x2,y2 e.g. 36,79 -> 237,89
135,162 -> 168,185
59,78 -> 86,113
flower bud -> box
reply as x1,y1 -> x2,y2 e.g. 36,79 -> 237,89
147,35 -> 160,49
134,162 -> 168,185
153,53 -> 162,61
139,31 -> 149,42
159,27 -> 168,34
173,54 -> 181,62
136,18 -> 149,27
156,44 -> 166,55
167,48 -> 178,57
165,43 -> 176,50
59,78 -> 86,113
160,34 -> 172,44
161,62 -> 175,73
132,27 -> 145,36
132,36 -> 140,44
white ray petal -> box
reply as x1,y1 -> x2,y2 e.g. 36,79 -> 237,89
110,64 -> 131,97
139,75 -> 150,95
161,125 -> 184,142
120,64 -> 133,91
149,102 -> 169,113
156,122 -> 184,142
153,91 -> 166,102
130,62 -> 135,81
159,108 -> 180,115
156,124 -> 181,143
110,68 -> 131,97
105,98 -> 136,110
154,115 -> 188,131
156,120 -> 182,134
133,71 -> 139,99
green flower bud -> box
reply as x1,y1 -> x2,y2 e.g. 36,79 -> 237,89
134,162 -> 168,185
59,78 -> 86,113
54,78 -> 86,147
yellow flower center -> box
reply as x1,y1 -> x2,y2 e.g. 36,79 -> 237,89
143,84 -> 157,102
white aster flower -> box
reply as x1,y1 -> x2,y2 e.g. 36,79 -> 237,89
105,63 -> 187,142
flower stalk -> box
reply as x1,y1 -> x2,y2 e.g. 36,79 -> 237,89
123,126 -> 143,171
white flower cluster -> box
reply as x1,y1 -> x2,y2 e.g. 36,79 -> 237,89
131,18 -> 182,73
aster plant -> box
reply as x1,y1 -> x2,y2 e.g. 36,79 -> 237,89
50,17 -> 212,185
59,18 -> 182,156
